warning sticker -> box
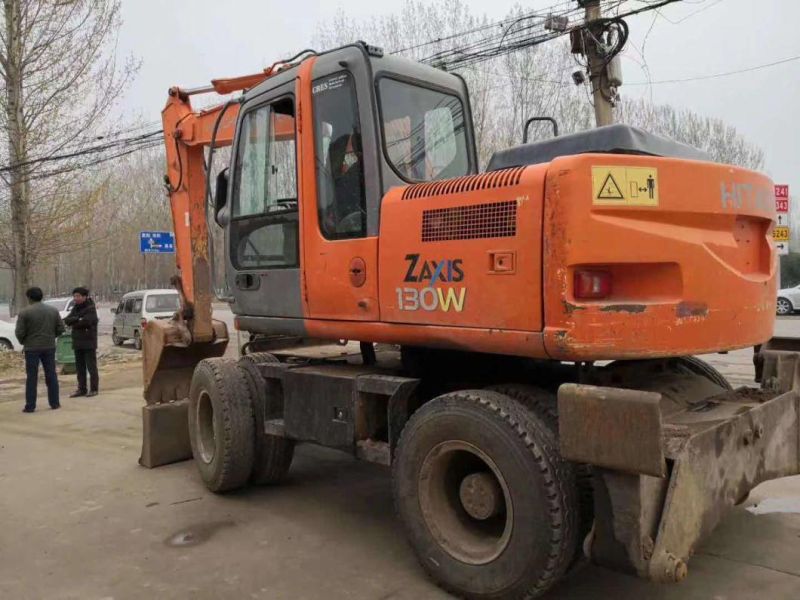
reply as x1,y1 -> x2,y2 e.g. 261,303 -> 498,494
592,166 -> 659,206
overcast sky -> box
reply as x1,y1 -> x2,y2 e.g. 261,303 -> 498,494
118,0 -> 799,195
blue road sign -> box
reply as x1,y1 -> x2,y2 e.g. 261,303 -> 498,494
140,231 -> 176,254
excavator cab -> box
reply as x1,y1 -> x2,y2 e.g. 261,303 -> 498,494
142,43 -> 478,460
219,44 -> 477,332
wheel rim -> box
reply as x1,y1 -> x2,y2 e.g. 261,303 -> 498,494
196,390 -> 216,464
777,299 -> 792,315
418,440 -> 513,565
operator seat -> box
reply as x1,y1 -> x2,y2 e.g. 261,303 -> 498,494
328,133 -> 365,235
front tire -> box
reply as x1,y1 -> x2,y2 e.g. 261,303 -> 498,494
777,297 -> 793,316
188,358 -> 255,493
238,353 -> 295,484
0,338 -> 13,351
111,329 -> 124,346
393,390 -> 579,599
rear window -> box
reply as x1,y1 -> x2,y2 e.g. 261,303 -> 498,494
145,294 -> 179,312
378,77 -> 469,182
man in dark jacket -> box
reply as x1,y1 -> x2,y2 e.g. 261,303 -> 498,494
15,286 -> 65,412
64,286 -> 99,397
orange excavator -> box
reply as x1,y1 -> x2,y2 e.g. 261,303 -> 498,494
141,42 -> 800,598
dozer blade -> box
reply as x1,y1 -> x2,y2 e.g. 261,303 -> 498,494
558,355 -> 800,583
139,318 -> 228,468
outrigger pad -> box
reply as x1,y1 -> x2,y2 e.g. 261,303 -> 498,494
139,400 -> 192,468
558,384 -> 666,477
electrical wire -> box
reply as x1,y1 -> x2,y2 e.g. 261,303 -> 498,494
0,129 -> 162,173
627,54 -> 800,85
0,0 -> 687,178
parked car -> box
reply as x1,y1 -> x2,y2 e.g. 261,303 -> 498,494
777,285 -> 800,315
0,319 -> 22,351
44,296 -> 75,319
111,289 -> 180,350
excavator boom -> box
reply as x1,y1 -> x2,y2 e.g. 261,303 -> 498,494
142,70 -> 273,405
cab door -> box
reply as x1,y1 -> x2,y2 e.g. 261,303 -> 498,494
299,53 -> 380,321
226,81 -> 304,319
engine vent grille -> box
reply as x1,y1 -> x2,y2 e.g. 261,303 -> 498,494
422,200 -> 517,242
401,167 -> 525,200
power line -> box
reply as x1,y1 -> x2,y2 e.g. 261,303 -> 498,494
627,54 -> 800,85
0,0 -> 688,178
414,0 -> 681,72
654,0 -> 726,23
0,129 -> 162,173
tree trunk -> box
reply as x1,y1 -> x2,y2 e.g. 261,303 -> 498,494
4,0 -> 31,316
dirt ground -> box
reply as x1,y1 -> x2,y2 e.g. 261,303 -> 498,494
1,340 -> 800,599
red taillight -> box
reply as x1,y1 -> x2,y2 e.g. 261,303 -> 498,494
574,270 -> 612,300
234,317 -> 240,331
141,318 -> 148,329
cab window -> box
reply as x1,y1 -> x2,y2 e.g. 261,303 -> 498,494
312,72 -> 366,239
230,96 -> 299,269
132,299 -> 143,314
378,78 -> 469,182
123,299 -> 135,313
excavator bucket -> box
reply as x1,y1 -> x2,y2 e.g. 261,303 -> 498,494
139,317 -> 229,468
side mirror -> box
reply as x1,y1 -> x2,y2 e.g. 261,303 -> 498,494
214,168 -> 229,226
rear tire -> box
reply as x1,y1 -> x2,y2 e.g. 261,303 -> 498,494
673,356 -> 732,390
133,330 -> 142,351
241,351 -> 280,365
487,384 -> 594,557
0,338 -> 13,351
393,389 -> 579,599
188,358 -> 255,493
238,353 -> 294,484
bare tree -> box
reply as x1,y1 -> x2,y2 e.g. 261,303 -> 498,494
0,0 -> 136,314
315,0 -> 764,173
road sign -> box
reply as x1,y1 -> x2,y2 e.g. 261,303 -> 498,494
776,184 -> 790,214
139,231 -> 175,254
776,242 -> 790,256
773,226 -> 790,242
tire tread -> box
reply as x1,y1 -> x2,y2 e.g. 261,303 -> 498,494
394,389 -> 579,600
189,358 -> 254,493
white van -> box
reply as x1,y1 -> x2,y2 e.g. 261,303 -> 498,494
111,289 -> 180,350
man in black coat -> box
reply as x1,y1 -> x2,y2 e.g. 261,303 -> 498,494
64,286 -> 99,397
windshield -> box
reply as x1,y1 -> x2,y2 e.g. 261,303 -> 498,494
145,294 -> 179,313
378,78 -> 469,182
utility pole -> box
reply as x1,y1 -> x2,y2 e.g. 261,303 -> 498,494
577,0 -> 618,127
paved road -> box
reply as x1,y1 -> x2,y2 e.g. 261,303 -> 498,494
0,366 -> 798,599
